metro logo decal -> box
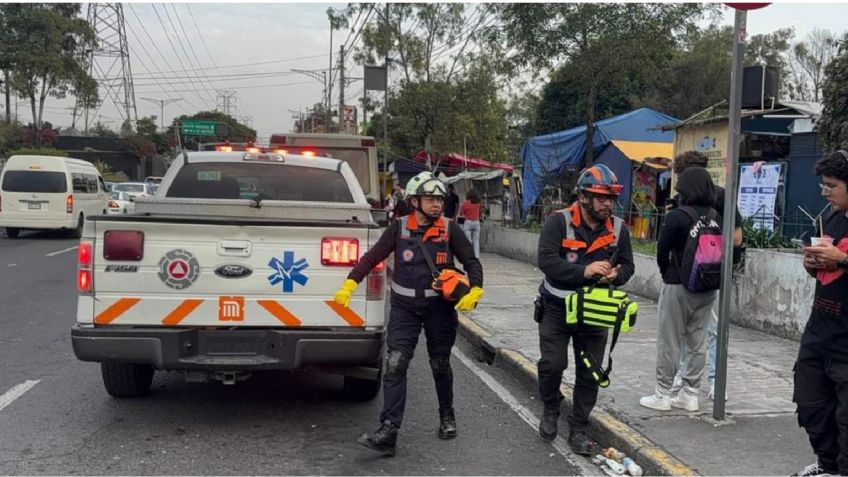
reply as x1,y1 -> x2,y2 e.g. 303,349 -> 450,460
218,296 -> 245,321
268,251 -> 309,293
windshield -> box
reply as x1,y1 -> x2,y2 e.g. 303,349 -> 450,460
166,162 -> 354,202
114,183 -> 145,193
1,171 -> 68,193
283,147 -> 370,194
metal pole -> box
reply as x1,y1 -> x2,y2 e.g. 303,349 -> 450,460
339,44 -> 346,134
714,7 -> 747,421
328,23 -> 333,133
381,2 -> 389,198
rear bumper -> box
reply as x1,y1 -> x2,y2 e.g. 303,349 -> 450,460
71,324 -> 384,371
0,217 -> 75,229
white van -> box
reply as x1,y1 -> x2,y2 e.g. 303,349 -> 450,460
0,155 -> 109,239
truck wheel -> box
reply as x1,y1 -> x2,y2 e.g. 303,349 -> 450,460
100,362 -> 154,398
343,374 -> 381,401
72,214 -> 84,239
5,227 -> 19,239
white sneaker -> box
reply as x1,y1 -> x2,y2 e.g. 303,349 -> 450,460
639,391 -> 671,411
792,462 -> 836,476
708,383 -> 729,401
671,389 -> 699,412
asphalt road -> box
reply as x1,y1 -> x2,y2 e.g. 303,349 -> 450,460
0,229 -> 587,475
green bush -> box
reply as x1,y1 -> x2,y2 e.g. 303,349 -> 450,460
7,147 -> 68,158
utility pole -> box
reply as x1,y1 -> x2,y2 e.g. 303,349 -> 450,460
140,97 -> 183,131
339,44 -> 346,134
328,21 -> 334,133
382,2 -> 390,194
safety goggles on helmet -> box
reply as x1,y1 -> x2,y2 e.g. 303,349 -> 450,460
577,165 -> 622,196
405,171 -> 447,198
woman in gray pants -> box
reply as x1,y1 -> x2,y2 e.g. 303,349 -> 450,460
639,167 -> 721,412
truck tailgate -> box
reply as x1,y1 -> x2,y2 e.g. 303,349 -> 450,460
83,219 -> 382,329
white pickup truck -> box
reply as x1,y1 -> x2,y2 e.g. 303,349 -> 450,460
71,151 -> 387,400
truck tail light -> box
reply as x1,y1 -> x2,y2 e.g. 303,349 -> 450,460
66,195 -> 73,213
103,230 -> 144,261
77,241 -> 93,294
361,138 -> 376,147
366,261 -> 385,300
321,237 -> 359,266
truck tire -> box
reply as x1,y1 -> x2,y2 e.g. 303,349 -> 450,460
343,373 -> 381,401
72,214 -> 84,239
5,227 -> 19,239
100,362 -> 154,398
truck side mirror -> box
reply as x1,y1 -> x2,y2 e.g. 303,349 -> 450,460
371,209 -> 389,228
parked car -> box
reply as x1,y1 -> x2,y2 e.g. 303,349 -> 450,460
107,191 -> 135,214
111,182 -> 153,199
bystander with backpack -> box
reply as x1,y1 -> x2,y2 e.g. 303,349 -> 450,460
640,167 -> 722,413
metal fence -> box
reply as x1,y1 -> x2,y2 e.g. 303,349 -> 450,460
499,199 -> 829,252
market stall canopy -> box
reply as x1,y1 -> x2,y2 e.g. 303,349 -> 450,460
596,140 -> 674,211
611,140 -> 673,170
414,151 -> 514,172
520,107 -> 679,215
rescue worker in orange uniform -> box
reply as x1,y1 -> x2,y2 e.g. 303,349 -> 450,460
333,171 -> 484,456
535,164 -> 635,455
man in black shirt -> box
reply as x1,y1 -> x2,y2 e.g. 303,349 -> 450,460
444,184 -> 460,219
792,149 -> 848,477
333,171 -> 483,456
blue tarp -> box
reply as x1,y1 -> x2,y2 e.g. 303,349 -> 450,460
520,108 -> 679,215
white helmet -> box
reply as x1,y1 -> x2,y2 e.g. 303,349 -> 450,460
405,171 -> 446,198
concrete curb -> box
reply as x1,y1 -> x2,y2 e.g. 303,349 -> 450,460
458,314 -> 698,477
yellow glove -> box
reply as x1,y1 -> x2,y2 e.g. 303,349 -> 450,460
333,279 -> 358,308
455,287 -> 484,311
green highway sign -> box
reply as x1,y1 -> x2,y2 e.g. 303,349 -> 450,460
181,119 -> 218,136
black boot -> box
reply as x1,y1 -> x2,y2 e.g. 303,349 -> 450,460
357,420 -> 399,456
539,406 -> 560,441
567,430 -> 598,456
438,408 -> 457,440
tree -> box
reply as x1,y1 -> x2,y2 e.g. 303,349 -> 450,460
4,4 -> 98,147
647,25 -> 733,119
0,119 -> 24,157
818,34 -> 848,150
136,116 -> 158,137
792,28 -> 839,102
90,121 -> 118,138
172,110 -> 256,150
491,3 -> 713,165
332,4 -> 510,164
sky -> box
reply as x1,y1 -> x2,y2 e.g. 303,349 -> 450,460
9,2 -> 848,143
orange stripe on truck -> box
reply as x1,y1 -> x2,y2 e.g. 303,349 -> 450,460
161,299 -> 204,326
258,300 -> 302,326
325,300 -> 365,327
95,298 -> 142,324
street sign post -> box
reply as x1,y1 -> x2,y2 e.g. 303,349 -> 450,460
181,120 -> 218,136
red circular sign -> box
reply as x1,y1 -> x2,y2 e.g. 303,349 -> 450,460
724,3 -> 770,10
168,260 -> 189,279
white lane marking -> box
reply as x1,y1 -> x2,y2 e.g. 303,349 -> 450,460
7,264 -> 16,267
452,348 -> 601,476
46,246 -> 78,257
0,380 -> 40,412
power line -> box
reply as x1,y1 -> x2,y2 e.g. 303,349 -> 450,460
149,4 -> 217,107
124,20 -> 197,113
166,4 -> 221,103
127,4 -> 212,110
134,80 -> 316,94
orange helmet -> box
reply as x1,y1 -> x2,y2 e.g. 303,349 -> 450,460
577,164 -> 623,196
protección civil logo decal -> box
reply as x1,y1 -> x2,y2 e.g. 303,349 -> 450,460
158,249 -> 200,290
268,251 -> 309,293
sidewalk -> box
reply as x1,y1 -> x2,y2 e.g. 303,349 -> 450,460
462,252 -> 813,476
